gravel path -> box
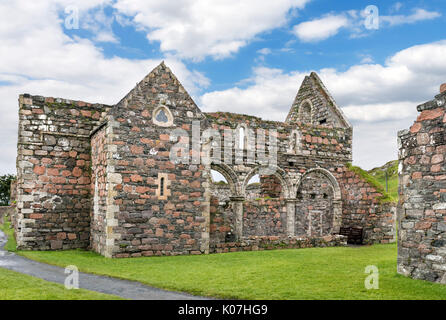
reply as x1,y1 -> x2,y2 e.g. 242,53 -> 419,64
0,230 -> 208,300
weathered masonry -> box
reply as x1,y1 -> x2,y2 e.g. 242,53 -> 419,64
15,62 -> 396,258
398,84 -> 446,283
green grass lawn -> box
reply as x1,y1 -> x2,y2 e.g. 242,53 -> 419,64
0,216 -> 121,300
1,160 -> 441,300
17,244 -> 446,300
0,267 -> 122,300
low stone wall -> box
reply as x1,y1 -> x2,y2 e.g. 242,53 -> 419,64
210,234 -> 347,253
0,206 -> 14,225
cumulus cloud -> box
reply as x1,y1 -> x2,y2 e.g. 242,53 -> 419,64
201,67 -> 305,121
381,8 -> 441,26
293,14 -> 350,42
292,7 -> 441,42
0,0 -> 209,175
257,48 -> 272,55
112,0 -> 311,60
80,4 -> 119,43
201,40 -> 446,169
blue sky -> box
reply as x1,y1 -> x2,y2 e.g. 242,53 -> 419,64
1,0 -> 445,175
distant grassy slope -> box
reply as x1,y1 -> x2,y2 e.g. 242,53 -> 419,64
346,163 -> 395,203
368,160 -> 399,201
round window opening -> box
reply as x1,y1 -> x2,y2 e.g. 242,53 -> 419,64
153,106 -> 174,127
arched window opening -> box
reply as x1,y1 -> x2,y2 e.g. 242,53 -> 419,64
239,126 -> 245,149
247,174 -> 260,186
246,174 -> 260,200
288,130 -> 302,154
211,170 -> 228,185
299,101 -> 312,124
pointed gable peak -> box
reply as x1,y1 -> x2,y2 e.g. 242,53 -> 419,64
114,61 -> 202,116
285,72 -> 351,129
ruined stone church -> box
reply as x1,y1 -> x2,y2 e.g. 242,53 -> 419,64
14,62 -> 395,258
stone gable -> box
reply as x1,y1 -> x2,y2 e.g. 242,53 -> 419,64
13,62 -> 396,257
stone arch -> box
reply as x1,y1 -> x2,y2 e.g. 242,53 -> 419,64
295,167 -> 342,236
210,162 -> 241,197
242,165 -> 293,199
296,168 -> 341,200
299,99 -> 313,124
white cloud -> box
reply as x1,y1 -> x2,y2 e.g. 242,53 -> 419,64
342,102 -> 416,122
293,7 -> 441,42
113,0 -> 311,60
381,8 -> 441,26
81,4 -> 119,43
201,40 -> 446,169
257,48 -> 272,55
359,54 -> 374,64
0,0 -> 209,175
391,2 -> 403,13
201,67 -> 305,121
292,14 -> 349,42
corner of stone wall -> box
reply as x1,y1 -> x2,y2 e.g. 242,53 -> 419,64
15,95 -> 35,249
104,116 -> 122,258
200,166 -> 211,254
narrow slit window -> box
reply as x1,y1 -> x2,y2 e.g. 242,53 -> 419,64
156,173 -> 171,200
160,177 -> 165,196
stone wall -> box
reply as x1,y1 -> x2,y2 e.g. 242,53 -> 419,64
15,94 -> 110,250
336,166 -> 396,244
14,62 -> 397,257
90,125 -> 109,255
103,63 -> 209,257
210,234 -> 347,253
0,206 -> 14,225
243,199 -> 287,236
9,180 -> 18,230
10,180 -> 17,204
398,88 -> 446,283
209,195 -> 234,247
296,170 -> 335,237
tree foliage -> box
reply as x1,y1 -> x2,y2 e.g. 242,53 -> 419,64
0,174 -> 16,206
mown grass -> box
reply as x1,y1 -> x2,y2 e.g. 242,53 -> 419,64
18,244 -> 446,300
0,267 -> 122,300
0,217 -> 121,300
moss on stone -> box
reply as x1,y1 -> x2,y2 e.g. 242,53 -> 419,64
346,163 -> 396,204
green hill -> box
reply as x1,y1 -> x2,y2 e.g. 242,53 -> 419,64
367,160 -> 399,201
